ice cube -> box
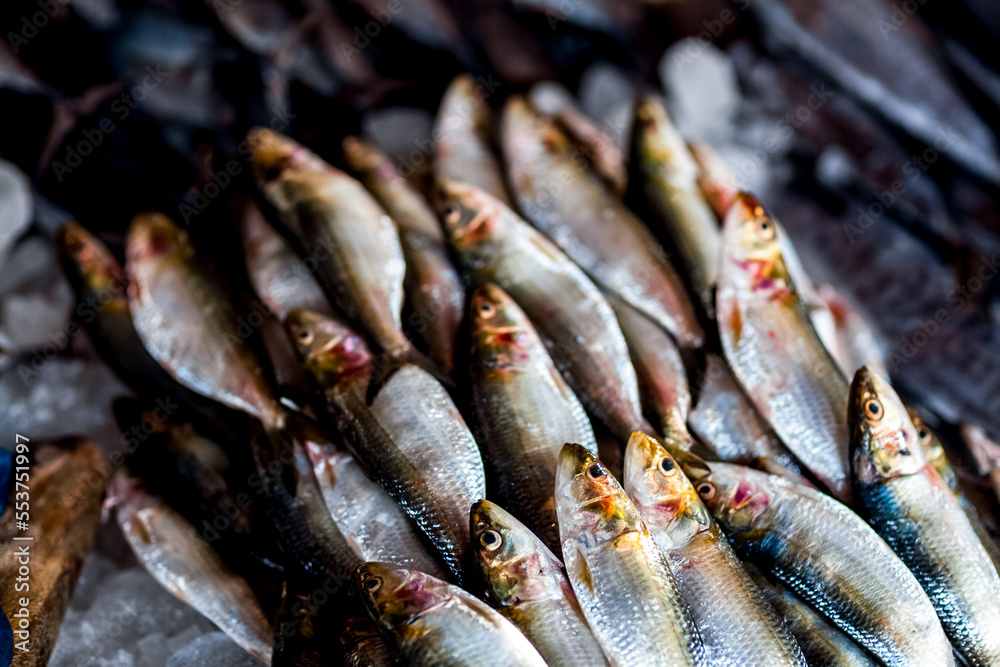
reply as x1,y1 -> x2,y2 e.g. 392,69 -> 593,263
166,632 -> 266,667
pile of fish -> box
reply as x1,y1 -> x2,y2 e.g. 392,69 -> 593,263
18,72 -> 1000,667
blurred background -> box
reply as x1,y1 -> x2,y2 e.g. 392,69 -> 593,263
1,0 -> 1000,664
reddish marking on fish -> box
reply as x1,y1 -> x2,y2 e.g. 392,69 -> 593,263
733,481 -> 754,509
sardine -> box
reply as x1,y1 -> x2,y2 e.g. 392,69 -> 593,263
355,563 -> 547,666
555,443 -> 704,667
0,440 -> 105,667
628,95 -> 720,315
501,96 -> 704,349
695,461 -> 953,666
849,367 -> 1000,666
688,141 -> 737,222
470,500 -> 609,667
286,309 -> 485,583
688,354 -> 810,484
624,432 -> 806,667
247,128 -> 424,369
747,565 -> 877,667
716,194 -> 852,503
608,294 -> 691,445
115,477 -> 273,663
434,178 -> 646,441
434,74 -> 510,204
125,211 -> 283,428
307,441 -> 447,579
469,283 -> 597,552
529,81 -> 627,196
343,136 -> 465,375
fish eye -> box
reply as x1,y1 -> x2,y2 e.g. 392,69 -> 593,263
480,529 -> 502,551
757,219 -> 775,241
658,457 -> 677,475
696,482 -> 716,500
479,301 -> 496,318
362,576 -> 382,594
295,327 -> 314,345
586,463 -> 605,481
917,427 -> 929,442
864,398 -> 883,421
442,204 -> 461,225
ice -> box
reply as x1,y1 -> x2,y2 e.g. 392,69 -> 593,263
661,39 -> 740,144
71,554 -> 120,611
0,235 -> 74,353
0,159 -> 32,263
166,632 -> 266,667
363,108 -> 435,170
577,64 -> 636,148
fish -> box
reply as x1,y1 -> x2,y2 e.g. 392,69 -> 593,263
341,615 -> 401,667
716,193 -> 852,503
470,500 -> 609,667
343,135 -> 465,376
355,562 -> 547,667
628,94 -> 721,316
607,294 -> 691,446
695,461 -> 954,666
114,476 -> 273,663
849,366 -> 1000,666
286,309 -> 485,584
529,81 -> 627,196
624,432 -> 806,667
247,128 -> 430,373
819,286 -> 886,378
433,74 -> 510,204
501,96 -> 704,350
307,441 -> 447,579
469,283 -> 598,552
125,211 -> 284,429
0,439 -> 105,667
688,354 -> 810,484
433,178 -> 647,441
688,141 -> 737,222
747,565 -> 878,667
555,442 -> 704,667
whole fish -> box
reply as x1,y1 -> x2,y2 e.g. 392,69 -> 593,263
125,211 -> 283,429
239,197 -> 333,321
624,432 -> 806,667
688,141 -> 737,222
355,563 -> 547,667
343,135 -> 465,375
115,477 -> 273,663
469,283 -> 597,552
248,128 -> 427,371
501,96 -> 704,350
529,81 -> 627,196
434,74 -> 510,203
434,178 -> 646,441
286,309 -> 485,583
608,294 -> 691,445
849,367 -> 1000,666
688,354 -> 810,484
628,94 -> 721,316
555,442 -> 704,667
695,461 -> 953,666
341,615 -> 400,667
747,565 -> 877,667
0,440 -> 105,667
716,193 -> 852,503
307,441 -> 447,579
470,500 -> 609,667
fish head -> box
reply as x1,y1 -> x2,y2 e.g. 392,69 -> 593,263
630,94 -> 695,183
126,212 -> 191,268
433,178 -> 506,270
721,193 -> 793,296
501,95 -> 573,164
55,221 -> 128,305
438,74 -> 491,136
556,443 -> 645,549
342,135 -> 395,181
470,500 -> 563,607
246,127 -> 327,188
849,366 -> 925,484
470,283 -> 537,374
907,409 -> 956,489
624,432 -> 711,548
355,563 -> 448,632
694,463 -> 774,535
284,309 -> 372,386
